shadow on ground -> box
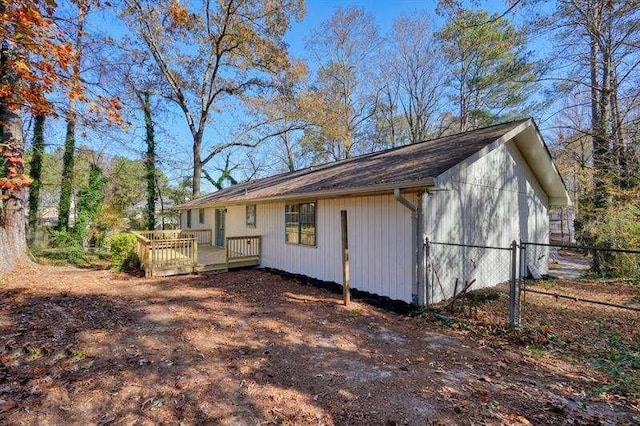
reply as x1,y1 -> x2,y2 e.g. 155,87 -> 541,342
0,266 -> 637,424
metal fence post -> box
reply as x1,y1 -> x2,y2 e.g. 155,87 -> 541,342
509,240 -> 518,329
424,237 -> 430,306
518,242 -> 526,328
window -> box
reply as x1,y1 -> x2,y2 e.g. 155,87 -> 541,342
186,209 -> 192,228
285,202 -> 316,246
246,204 -> 256,228
199,208 -> 205,224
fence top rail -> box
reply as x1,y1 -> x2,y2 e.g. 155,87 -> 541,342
227,235 -> 261,240
132,231 -> 152,244
137,230 -> 181,235
149,238 -> 197,244
522,241 -> 640,255
524,287 -> 640,312
426,240 -> 514,251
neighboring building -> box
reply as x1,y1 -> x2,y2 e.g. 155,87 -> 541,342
549,207 -> 575,245
128,199 -> 179,230
176,119 -> 571,305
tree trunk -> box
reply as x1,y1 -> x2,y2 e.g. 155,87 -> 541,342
143,91 -> 156,230
57,4 -> 86,230
283,132 -> 296,172
28,114 -> 45,240
57,115 -> 76,230
0,108 -> 29,273
155,174 -> 166,230
192,131 -> 202,196
589,35 -> 600,144
592,24 -> 612,210
609,67 -> 634,188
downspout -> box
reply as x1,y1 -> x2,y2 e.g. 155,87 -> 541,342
394,188 -> 425,306
420,192 -> 428,306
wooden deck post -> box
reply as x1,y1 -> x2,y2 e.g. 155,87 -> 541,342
192,239 -> 198,274
341,210 -> 351,306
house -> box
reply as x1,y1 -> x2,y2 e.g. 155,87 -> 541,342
175,118 -> 571,306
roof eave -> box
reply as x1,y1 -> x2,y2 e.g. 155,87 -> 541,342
174,178 -> 436,210
513,123 -> 572,207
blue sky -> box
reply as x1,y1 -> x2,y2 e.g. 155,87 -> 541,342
284,0 -> 518,54
49,1 -> 553,192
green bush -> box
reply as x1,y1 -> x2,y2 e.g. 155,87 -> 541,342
50,229 -> 81,248
33,246 -> 87,266
109,232 -> 140,272
586,204 -> 640,282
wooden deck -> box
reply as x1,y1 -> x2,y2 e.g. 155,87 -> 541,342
196,244 -> 261,273
133,230 -> 261,277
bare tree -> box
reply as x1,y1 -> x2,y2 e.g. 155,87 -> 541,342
304,6 -> 382,161
244,61 -> 313,172
386,12 -> 446,144
122,0 -> 305,196
540,0 -> 640,209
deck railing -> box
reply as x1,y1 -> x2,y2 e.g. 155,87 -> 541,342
226,235 -> 261,262
137,228 -> 212,245
132,230 -> 260,276
133,231 -> 198,277
135,233 -> 151,274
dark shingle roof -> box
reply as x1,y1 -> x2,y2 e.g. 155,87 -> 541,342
178,119 -> 530,208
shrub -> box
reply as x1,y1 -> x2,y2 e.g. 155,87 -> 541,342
109,232 -> 140,272
50,229 -> 81,248
32,246 -> 87,266
585,204 -> 640,282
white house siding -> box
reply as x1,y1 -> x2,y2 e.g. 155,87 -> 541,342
424,139 -> 550,303
222,194 -> 417,303
180,208 -> 215,236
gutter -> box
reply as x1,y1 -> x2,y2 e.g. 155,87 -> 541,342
175,178 -> 436,210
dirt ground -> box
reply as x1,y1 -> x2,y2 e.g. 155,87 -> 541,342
0,264 -> 638,425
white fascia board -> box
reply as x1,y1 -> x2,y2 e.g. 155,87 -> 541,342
176,178 -> 435,210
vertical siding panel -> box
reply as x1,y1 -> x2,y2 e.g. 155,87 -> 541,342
355,196 -> 364,293
373,196 -> 381,298
429,140 -> 551,302
348,198 -> 358,290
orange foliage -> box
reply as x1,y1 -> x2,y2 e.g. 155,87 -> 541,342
0,0 -> 85,194
0,0 -> 79,115
167,0 -> 192,30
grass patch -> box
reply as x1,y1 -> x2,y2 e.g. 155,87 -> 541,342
523,345 -> 546,357
535,279 -> 562,290
32,247 -> 110,269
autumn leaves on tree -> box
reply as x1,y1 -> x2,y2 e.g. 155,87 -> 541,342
1,0 -> 121,271
1,0 -> 77,271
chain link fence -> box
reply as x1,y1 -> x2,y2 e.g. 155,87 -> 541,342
520,242 -> 640,315
426,240 -> 519,327
426,239 -> 640,399
425,239 -> 640,329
